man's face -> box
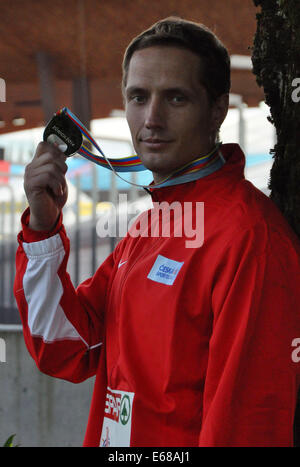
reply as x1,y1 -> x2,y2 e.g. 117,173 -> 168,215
124,46 -> 224,183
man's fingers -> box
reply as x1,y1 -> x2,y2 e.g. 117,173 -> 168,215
34,142 -> 68,172
28,172 -> 66,197
30,163 -> 67,184
35,141 -> 67,160
31,151 -> 68,174
25,160 -> 67,186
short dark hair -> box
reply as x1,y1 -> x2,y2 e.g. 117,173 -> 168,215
122,17 -> 231,104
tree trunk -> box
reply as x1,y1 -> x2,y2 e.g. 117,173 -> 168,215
251,0 -> 300,446
252,0 -> 300,236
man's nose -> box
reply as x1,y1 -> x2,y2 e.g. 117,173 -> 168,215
145,96 -> 165,129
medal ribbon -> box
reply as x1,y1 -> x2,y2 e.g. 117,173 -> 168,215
51,107 -> 226,189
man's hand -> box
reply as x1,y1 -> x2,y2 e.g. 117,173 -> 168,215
24,141 -> 69,231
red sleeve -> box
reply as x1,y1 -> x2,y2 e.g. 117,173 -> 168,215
199,221 -> 300,447
14,208 -> 120,383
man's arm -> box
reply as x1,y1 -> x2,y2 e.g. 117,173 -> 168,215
14,205 -> 118,383
199,221 -> 300,447
14,142 -> 115,383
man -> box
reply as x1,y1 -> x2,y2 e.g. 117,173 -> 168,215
14,17 -> 300,447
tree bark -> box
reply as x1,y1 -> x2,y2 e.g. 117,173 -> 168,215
251,0 -> 300,446
252,0 -> 300,236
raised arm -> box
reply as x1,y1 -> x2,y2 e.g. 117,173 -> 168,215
14,142 -> 116,382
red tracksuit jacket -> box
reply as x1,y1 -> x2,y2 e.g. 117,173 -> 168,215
14,143 -> 300,446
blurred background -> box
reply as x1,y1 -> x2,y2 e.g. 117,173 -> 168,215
0,0 -> 275,446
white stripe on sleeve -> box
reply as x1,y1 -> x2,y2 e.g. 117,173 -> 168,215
22,234 -> 88,346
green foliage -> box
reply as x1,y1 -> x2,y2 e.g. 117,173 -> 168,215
3,434 -> 19,447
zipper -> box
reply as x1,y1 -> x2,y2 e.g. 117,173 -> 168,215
108,232 -> 163,385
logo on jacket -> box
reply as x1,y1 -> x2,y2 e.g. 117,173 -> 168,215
147,255 -> 184,285
100,387 -> 135,447
120,395 -> 131,425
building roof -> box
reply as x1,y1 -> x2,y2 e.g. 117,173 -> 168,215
0,0 -> 264,134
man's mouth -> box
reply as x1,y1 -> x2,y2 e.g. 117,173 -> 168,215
141,138 -> 173,150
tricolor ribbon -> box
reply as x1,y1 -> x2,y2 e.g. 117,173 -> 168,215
44,107 -> 225,189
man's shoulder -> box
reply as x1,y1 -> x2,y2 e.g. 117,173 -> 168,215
232,178 -> 291,231
206,177 -> 300,252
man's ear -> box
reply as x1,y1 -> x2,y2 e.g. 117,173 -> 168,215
210,93 -> 229,136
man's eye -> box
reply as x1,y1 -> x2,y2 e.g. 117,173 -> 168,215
132,95 -> 146,104
170,95 -> 187,104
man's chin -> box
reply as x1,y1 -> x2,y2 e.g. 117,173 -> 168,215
139,155 -> 173,179
139,150 -> 173,170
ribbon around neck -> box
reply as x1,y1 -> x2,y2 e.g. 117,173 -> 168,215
43,107 -> 225,190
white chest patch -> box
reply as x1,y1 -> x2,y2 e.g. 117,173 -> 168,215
147,254 -> 184,286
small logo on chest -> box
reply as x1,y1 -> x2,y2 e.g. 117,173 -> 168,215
147,254 -> 184,286
118,260 -> 127,269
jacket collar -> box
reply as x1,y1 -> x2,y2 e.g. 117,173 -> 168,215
144,143 -> 246,203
